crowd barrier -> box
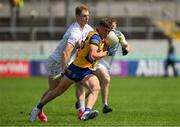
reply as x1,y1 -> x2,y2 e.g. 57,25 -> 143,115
0,59 -> 179,77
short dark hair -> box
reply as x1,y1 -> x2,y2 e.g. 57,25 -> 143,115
75,4 -> 89,16
99,18 -> 113,30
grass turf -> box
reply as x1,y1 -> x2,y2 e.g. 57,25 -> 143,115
0,77 -> 180,126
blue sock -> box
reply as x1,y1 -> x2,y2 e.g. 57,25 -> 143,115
85,107 -> 91,112
37,102 -> 44,109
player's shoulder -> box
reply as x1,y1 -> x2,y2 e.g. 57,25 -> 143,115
84,24 -> 94,31
91,33 -> 100,40
68,22 -> 82,32
71,22 -> 81,31
88,32 -> 101,46
88,30 -> 100,39
64,23 -> 81,39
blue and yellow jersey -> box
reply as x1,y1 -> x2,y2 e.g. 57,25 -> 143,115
73,31 -> 105,71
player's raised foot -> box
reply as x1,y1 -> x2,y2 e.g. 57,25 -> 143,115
38,111 -> 48,122
29,107 -> 40,122
80,110 -> 99,121
103,105 -> 112,114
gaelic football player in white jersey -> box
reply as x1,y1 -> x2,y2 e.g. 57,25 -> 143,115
29,5 -> 93,122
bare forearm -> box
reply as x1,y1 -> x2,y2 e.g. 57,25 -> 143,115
62,51 -> 69,72
61,42 -> 75,72
91,51 -> 108,60
123,43 -> 130,52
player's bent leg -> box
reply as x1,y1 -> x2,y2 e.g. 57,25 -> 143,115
40,76 -> 74,105
37,56 -> 62,122
85,89 -> 91,99
83,75 -> 100,109
38,77 -> 60,122
41,76 -> 60,100
40,56 -> 62,101
96,68 -> 112,113
29,76 -> 73,122
75,82 -> 85,110
100,70 -> 111,105
77,75 -> 100,121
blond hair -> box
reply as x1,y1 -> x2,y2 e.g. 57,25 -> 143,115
75,4 -> 89,16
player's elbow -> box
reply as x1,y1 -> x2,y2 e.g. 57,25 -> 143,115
88,54 -> 96,62
90,52 -> 99,61
62,50 -> 70,59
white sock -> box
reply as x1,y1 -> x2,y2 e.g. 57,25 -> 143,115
79,100 -> 85,111
103,103 -> 108,107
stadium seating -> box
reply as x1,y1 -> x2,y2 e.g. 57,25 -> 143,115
154,21 -> 180,40
0,0 -> 179,40
0,16 -> 165,40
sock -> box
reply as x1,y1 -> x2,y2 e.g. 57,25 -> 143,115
85,107 -> 91,112
37,102 -> 44,109
103,102 -> 108,106
103,103 -> 108,107
79,100 -> 85,111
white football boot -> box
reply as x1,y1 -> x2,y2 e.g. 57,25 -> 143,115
80,110 -> 99,121
29,107 -> 40,122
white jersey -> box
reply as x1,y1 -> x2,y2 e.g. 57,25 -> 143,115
97,31 -> 127,73
50,22 -> 93,63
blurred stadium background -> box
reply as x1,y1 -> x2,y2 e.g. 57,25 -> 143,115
0,0 -> 180,77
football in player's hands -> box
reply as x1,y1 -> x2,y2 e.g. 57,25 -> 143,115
106,31 -> 119,47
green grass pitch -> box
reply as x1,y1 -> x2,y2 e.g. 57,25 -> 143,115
0,77 -> 180,126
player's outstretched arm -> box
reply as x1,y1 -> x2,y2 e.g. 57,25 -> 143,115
62,42 -> 75,72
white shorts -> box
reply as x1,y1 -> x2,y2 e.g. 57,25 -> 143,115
96,62 -> 110,74
46,56 -> 63,77
96,56 -> 113,74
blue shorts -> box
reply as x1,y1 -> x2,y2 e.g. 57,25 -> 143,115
64,63 -> 95,82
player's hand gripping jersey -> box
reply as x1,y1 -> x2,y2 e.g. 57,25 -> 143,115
73,31 -> 105,71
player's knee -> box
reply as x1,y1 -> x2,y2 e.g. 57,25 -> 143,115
103,76 -> 110,85
93,84 -> 101,93
97,86 -> 101,92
